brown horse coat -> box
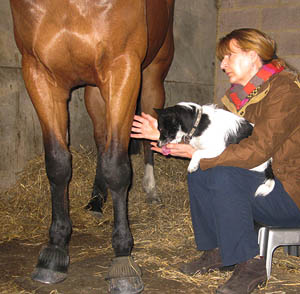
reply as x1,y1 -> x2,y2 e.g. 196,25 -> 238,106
9,0 -> 174,292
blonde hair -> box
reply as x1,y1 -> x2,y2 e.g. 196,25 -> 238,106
217,28 -> 285,69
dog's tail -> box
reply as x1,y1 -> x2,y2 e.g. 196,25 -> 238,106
254,161 -> 275,197
254,178 -> 275,196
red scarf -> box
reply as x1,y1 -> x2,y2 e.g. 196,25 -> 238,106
228,63 -> 284,110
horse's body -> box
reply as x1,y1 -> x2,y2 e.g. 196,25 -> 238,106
9,0 -> 174,292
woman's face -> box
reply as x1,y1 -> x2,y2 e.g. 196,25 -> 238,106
220,40 -> 259,86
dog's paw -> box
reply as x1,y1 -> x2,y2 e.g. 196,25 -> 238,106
187,160 -> 199,173
187,151 -> 202,173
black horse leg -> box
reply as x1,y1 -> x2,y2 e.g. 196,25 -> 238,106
85,150 -> 108,217
101,148 -> 133,255
32,139 -> 72,284
21,57 -> 72,284
103,144 -> 143,294
84,86 -> 108,216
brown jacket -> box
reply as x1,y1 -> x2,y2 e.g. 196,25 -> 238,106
200,71 -> 300,208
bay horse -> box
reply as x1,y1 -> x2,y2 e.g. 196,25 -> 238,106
9,0 -> 175,293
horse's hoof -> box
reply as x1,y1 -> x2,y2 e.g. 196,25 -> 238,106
86,204 -> 103,218
146,196 -> 161,204
109,277 -> 144,294
32,245 -> 69,284
85,197 -> 104,218
32,267 -> 67,284
145,191 -> 162,204
87,210 -> 103,218
106,256 -> 144,294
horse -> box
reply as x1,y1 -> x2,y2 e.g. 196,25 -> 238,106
9,0 -> 175,293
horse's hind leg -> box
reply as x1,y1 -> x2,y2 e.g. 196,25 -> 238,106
140,17 -> 174,203
84,86 -> 108,216
22,55 -> 72,284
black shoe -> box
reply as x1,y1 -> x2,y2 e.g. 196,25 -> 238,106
216,257 -> 267,294
179,248 -> 233,275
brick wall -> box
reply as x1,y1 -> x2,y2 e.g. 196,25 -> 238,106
214,0 -> 300,104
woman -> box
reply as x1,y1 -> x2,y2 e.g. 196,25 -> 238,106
131,28 -> 300,294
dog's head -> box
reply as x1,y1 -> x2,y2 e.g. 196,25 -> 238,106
154,103 -> 202,148
154,106 -> 181,148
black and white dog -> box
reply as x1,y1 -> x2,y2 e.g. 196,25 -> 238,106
154,102 -> 275,197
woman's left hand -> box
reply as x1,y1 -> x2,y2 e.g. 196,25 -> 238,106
150,142 -> 196,159
131,112 -> 160,141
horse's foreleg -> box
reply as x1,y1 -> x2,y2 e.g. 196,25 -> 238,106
103,145 -> 144,293
22,56 -> 72,284
98,55 -> 144,294
35,140 -> 72,284
102,149 -> 132,255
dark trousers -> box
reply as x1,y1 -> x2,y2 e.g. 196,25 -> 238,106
187,166 -> 300,266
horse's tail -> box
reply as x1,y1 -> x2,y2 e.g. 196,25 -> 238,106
129,139 -> 141,155
129,93 -> 142,155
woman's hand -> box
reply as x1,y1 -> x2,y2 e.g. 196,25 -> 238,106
131,112 -> 160,141
151,142 -> 196,159
131,112 -> 196,159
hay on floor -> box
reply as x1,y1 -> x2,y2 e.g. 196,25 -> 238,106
1,146 -> 300,293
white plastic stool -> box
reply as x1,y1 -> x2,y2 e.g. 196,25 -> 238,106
258,227 -> 300,279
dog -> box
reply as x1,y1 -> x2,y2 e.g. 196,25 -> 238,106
154,102 -> 275,197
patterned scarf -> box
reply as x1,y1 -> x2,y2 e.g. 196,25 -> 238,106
228,63 -> 284,110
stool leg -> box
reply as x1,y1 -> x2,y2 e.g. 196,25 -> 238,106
258,227 -> 268,257
285,245 -> 300,257
266,244 -> 278,279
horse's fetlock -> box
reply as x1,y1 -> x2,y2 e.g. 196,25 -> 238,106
50,218 -> 72,247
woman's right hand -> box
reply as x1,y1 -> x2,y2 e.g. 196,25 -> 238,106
130,112 -> 160,141
151,142 -> 196,159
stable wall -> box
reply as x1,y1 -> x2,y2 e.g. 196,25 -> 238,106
165,1 -> 217,106
215,0 -> 300,104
